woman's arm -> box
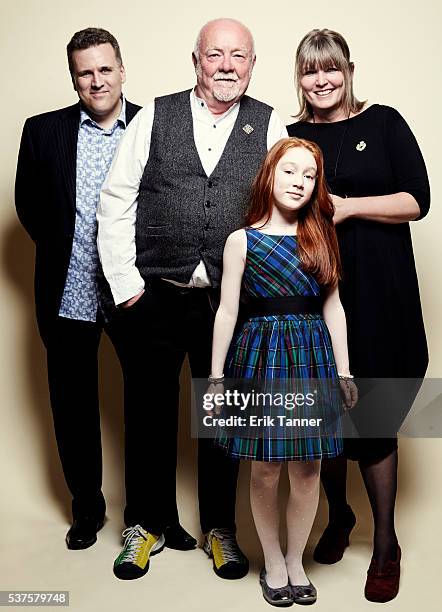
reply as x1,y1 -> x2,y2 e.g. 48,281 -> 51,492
210,230 -> 247,378
332,192 -> 420,224
333,107 -> 430,224
322,284 -> 351,376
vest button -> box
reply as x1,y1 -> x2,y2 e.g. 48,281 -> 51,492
205,200 -> 211,208
204,222 -> 210,230
208,181 -> 213,188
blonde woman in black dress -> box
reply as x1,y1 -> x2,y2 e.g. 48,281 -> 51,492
287,29 -> 430,603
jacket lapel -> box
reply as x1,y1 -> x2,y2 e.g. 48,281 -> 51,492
55,103 -> 80,221
53,101 -> 140,229
125,100 -> 141,124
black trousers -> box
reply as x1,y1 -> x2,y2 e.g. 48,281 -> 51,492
116,280 -> 239,535
45,314 -> 121,520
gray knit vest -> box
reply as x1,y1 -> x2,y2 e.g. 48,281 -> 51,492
135,89 -> 273,287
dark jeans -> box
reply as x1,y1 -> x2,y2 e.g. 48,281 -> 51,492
116,279 -> 239,535
45,314 -> 121,520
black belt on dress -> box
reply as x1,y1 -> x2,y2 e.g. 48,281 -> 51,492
241,295 -> 323,318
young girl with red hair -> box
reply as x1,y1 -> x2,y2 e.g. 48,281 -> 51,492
209,137 -> 356,606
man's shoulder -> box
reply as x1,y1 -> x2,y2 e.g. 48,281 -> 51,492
154,89 -> 192,105
241,95 -> 273,112
153,90 -> 273,110
24,103 -> 79,131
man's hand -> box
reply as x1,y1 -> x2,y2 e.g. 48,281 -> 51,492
120,289 -> 145,309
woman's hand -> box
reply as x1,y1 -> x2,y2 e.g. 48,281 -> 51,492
331,195 -> 352,224
339,378 -> 358,410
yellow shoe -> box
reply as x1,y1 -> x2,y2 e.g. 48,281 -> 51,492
113,525 -> 165,580
203,528 -> 249,579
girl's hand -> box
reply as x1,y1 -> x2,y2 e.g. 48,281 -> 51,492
205,382 -> 225,417
339,378 -> 358,410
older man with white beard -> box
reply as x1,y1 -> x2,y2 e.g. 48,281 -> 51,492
98,17 -> 287,581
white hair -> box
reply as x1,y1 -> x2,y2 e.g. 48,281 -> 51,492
193,18 -> 256,61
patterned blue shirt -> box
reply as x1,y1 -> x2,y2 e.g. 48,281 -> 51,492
59,99 -> 126,321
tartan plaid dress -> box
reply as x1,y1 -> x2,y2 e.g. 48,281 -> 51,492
216,228 -> 343,461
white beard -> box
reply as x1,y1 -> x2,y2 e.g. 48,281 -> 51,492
212,81 -> 240,102
195,61 -> 242,103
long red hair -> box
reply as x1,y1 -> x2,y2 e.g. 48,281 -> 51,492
245,137 -> 341,287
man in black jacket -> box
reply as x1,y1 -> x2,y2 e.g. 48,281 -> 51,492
15,28 -> 141,550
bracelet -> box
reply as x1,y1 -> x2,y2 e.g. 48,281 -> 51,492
338,373 -> 354,380
208,374 -> 225,384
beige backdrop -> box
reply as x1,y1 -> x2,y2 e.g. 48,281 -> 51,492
1,0 -> 441,611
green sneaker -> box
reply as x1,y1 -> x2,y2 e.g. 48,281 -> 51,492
113,525 -> 165,580
203,528 -> 249,579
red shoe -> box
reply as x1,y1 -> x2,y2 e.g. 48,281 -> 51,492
364,546 -> 401,603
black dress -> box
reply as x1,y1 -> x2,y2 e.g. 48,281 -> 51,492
288,104 -> 430,460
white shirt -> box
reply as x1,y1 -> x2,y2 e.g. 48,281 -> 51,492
97,89 -> 288,305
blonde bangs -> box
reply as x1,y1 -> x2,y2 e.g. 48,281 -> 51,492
297,41 -> 348,81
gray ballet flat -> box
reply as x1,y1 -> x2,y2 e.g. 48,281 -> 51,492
259,569 -> 294,607
290,579 -> 317,605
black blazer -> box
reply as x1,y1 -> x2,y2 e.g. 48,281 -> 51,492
15,100 -> 141,344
